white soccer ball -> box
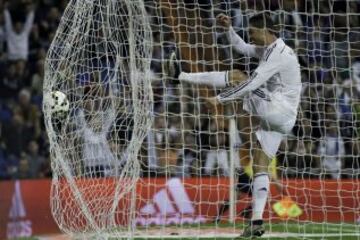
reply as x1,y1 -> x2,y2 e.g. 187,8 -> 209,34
48,91 -> 69,115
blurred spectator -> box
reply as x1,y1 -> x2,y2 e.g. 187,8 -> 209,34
0,156 -> 7,179
337,79 -> 354,140
26,140 -> 45,178
2,112 -> 33,158
177,129 -> 198,177
38,157 -> 52,178
350,62 -> 360,94
273,0 -> 305,49
0,122 -> 8,179
304,16 -> 330,68
150,33 -> 163,73
0,3 -> 5,58
150,114 -> 165,172
352,99 -> 360,157
38,6 -> 60,43
317,122 -> 345,179
157,115 -> 182,175
1,62 -> 24,99
0,102 -> 12,124
167,116 -> 182,149
324,104 -> 338,124
14,88 -> 41,138
204,149 -> 229,176
203,117 -> 229,176
283,137 -> 318,178
13,152 -> 32,179
30,59 -> 44,97
327,1 -> 359,70
4,5 -> 35,61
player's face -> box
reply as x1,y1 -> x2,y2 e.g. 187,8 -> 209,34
248,25 -> 267,46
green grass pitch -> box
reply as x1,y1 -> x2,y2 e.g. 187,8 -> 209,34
21,222 -> 360,240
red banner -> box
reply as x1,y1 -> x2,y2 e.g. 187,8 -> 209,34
0,180 -> 58,239
1,178 -> 359,239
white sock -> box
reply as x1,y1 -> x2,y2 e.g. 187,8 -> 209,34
178,71 -> 228,88
251,173 -> 270,221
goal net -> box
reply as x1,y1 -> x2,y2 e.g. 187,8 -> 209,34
43,0 -> 152,238
43,0 -> 360,239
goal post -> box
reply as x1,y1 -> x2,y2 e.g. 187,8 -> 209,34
228,117 -> 238,223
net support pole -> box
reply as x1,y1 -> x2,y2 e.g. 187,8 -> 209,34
228,117 -> 237,223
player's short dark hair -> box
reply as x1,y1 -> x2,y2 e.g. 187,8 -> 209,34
249,13 -> 278,36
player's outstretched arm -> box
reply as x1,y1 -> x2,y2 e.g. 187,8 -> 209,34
216,72 -> 268,103
216,53 -> 281,103
217,14 -> 261,58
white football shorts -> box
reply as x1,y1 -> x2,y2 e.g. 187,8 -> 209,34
244,94 -> 297,158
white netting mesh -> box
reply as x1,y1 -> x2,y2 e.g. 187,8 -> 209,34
43,0 -> 152,238
43,0 -> 360,239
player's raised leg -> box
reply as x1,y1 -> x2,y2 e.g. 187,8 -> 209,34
164,51 -> 247,87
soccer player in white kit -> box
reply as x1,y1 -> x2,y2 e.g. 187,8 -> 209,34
165,13 -> 302,237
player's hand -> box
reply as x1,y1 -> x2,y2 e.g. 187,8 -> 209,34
216,13 -> 231,30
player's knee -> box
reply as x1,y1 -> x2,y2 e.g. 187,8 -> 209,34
253,164 -> 269,175
239,151 -> 251,167
252,147 -> 271,173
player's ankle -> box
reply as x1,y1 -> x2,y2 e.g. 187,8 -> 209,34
251,219 -> 263,226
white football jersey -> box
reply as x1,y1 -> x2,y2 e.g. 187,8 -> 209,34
218,27 -> 302,133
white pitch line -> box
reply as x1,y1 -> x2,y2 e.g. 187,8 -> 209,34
306,225 -> 358,233
278,223 -> 359,233
131,233 -> 360,239
265,233 -> 360,238
37,232 -> 360,239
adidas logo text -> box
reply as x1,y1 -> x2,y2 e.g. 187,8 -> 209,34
134,178 -> 206,226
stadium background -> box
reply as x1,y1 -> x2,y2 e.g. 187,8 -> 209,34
1,0 -> 360,239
